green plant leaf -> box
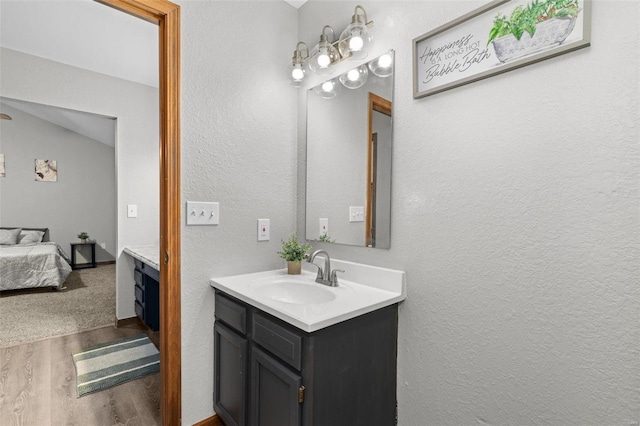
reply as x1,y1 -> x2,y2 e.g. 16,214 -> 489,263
278,232 -> 312,262
487,0 -> 579,43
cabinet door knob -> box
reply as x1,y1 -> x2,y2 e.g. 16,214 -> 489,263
298,385 -> 305,403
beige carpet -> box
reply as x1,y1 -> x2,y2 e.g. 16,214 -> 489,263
0,264 -> 115,347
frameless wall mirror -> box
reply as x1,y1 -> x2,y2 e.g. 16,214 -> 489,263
306,50 -> 394,249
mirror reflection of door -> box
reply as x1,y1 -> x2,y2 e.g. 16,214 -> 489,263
367,93 -> 392,248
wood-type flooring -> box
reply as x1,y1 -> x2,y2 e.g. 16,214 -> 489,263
0,324 -> 161,426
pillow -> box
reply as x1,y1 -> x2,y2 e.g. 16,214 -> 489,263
0,228 -> 22,245
18,230 -> 45,244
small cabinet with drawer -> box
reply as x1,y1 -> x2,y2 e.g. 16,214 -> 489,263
213,290 -> 398,426
133,258 -> 160,332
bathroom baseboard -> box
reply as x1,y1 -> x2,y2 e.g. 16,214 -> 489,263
192,414 -> 222,426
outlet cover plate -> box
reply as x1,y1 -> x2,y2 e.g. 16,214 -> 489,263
257,219 -> 270,241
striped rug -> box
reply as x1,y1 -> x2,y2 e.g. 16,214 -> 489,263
73,333 -> 159,397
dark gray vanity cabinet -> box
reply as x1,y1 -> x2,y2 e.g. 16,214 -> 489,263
213,290 -> 398,426
251,346 -> 302,426
133,259 -> 160,332
214,322 -> 248,426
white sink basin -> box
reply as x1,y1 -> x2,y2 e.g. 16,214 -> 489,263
256,280 -> 336,305
211,259 -> 406,332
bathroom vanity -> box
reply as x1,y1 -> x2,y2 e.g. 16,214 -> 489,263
210,260 -> 406,426
124,246 -> 160,332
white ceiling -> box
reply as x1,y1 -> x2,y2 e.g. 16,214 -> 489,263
283,0 -> 307,8
1,97 -> 117,147
0,0 -> 158,88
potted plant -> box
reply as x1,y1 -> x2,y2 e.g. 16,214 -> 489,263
487,0 -> 580,63
278,233 -> 312,275
78,232 -> 89,243
318,232 -> 335,243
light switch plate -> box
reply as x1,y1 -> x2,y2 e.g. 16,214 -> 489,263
319,218 -> 329,237
127,204 -> 138,218
257,219 -> 270,241
349,206 -> 365,222
186,201 -> 219,226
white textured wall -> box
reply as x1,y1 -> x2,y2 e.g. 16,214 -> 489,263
0,104 -> 116,262
298,1 -> 640,424
179,1 -> 298,423
0,48 -> 159,320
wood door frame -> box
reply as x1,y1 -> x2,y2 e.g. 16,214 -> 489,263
96,1 -> 181,424
366,93 -> 391,248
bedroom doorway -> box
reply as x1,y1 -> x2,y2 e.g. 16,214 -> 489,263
95,1 -> 182,424
1,1 -> 180,424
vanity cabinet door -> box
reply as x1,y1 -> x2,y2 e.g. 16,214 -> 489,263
214,321 -> 248,426
250,346 -> 302,426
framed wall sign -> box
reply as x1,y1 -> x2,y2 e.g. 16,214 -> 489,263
413,0 -> 591,99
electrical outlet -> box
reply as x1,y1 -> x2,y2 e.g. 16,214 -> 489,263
257,219 -> 270,241
100,242 -> 106,250
319,218 -> 329,237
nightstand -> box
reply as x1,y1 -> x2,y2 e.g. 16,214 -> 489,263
70,241 -> 97,269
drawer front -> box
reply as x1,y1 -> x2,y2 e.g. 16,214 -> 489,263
252,313 -> 302,371
134,269 -> 144,287
215,293 -> 247,335
134,284 -> 144,303
134,300 -> 144,320
134,259 -> 144,271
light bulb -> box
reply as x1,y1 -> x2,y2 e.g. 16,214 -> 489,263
287,42 -> 309,88
291,67 -> 304,81
349,36 -> 364,51
310,26 -> 339,75
347,69 -> 360,81
378,54 -> 392,68
314,78 -> 340,99
338,6 -> 372,60
339,65 -> 368,89
317,54 -> 331,68
368,51 -> 394,77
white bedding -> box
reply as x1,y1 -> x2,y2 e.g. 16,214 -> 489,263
0,242 -> 72,291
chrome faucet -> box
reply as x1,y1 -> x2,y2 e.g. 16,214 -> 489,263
307,250 -> 343,287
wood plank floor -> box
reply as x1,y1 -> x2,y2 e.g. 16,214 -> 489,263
0,324 -> 161,426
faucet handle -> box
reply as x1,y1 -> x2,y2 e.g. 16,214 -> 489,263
309,262 -> 323,281
330,269 -> 344,287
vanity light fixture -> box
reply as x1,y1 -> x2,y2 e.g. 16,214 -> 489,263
368,52 -> 393,77
309,26 -> 341,75
314,78 -> 340,99
288,42 -> 310,87
338,5 -> 373,60
288,5 -> 374,86
338,64 -> 368,89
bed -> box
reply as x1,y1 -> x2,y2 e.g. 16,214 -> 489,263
0,227 -> 72,291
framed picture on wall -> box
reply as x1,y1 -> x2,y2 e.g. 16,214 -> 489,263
413,0 -> 592,98
35,159 -> 58,182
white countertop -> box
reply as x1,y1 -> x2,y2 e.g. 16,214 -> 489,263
123,245 -> 160,270
210,259 -> 406,332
